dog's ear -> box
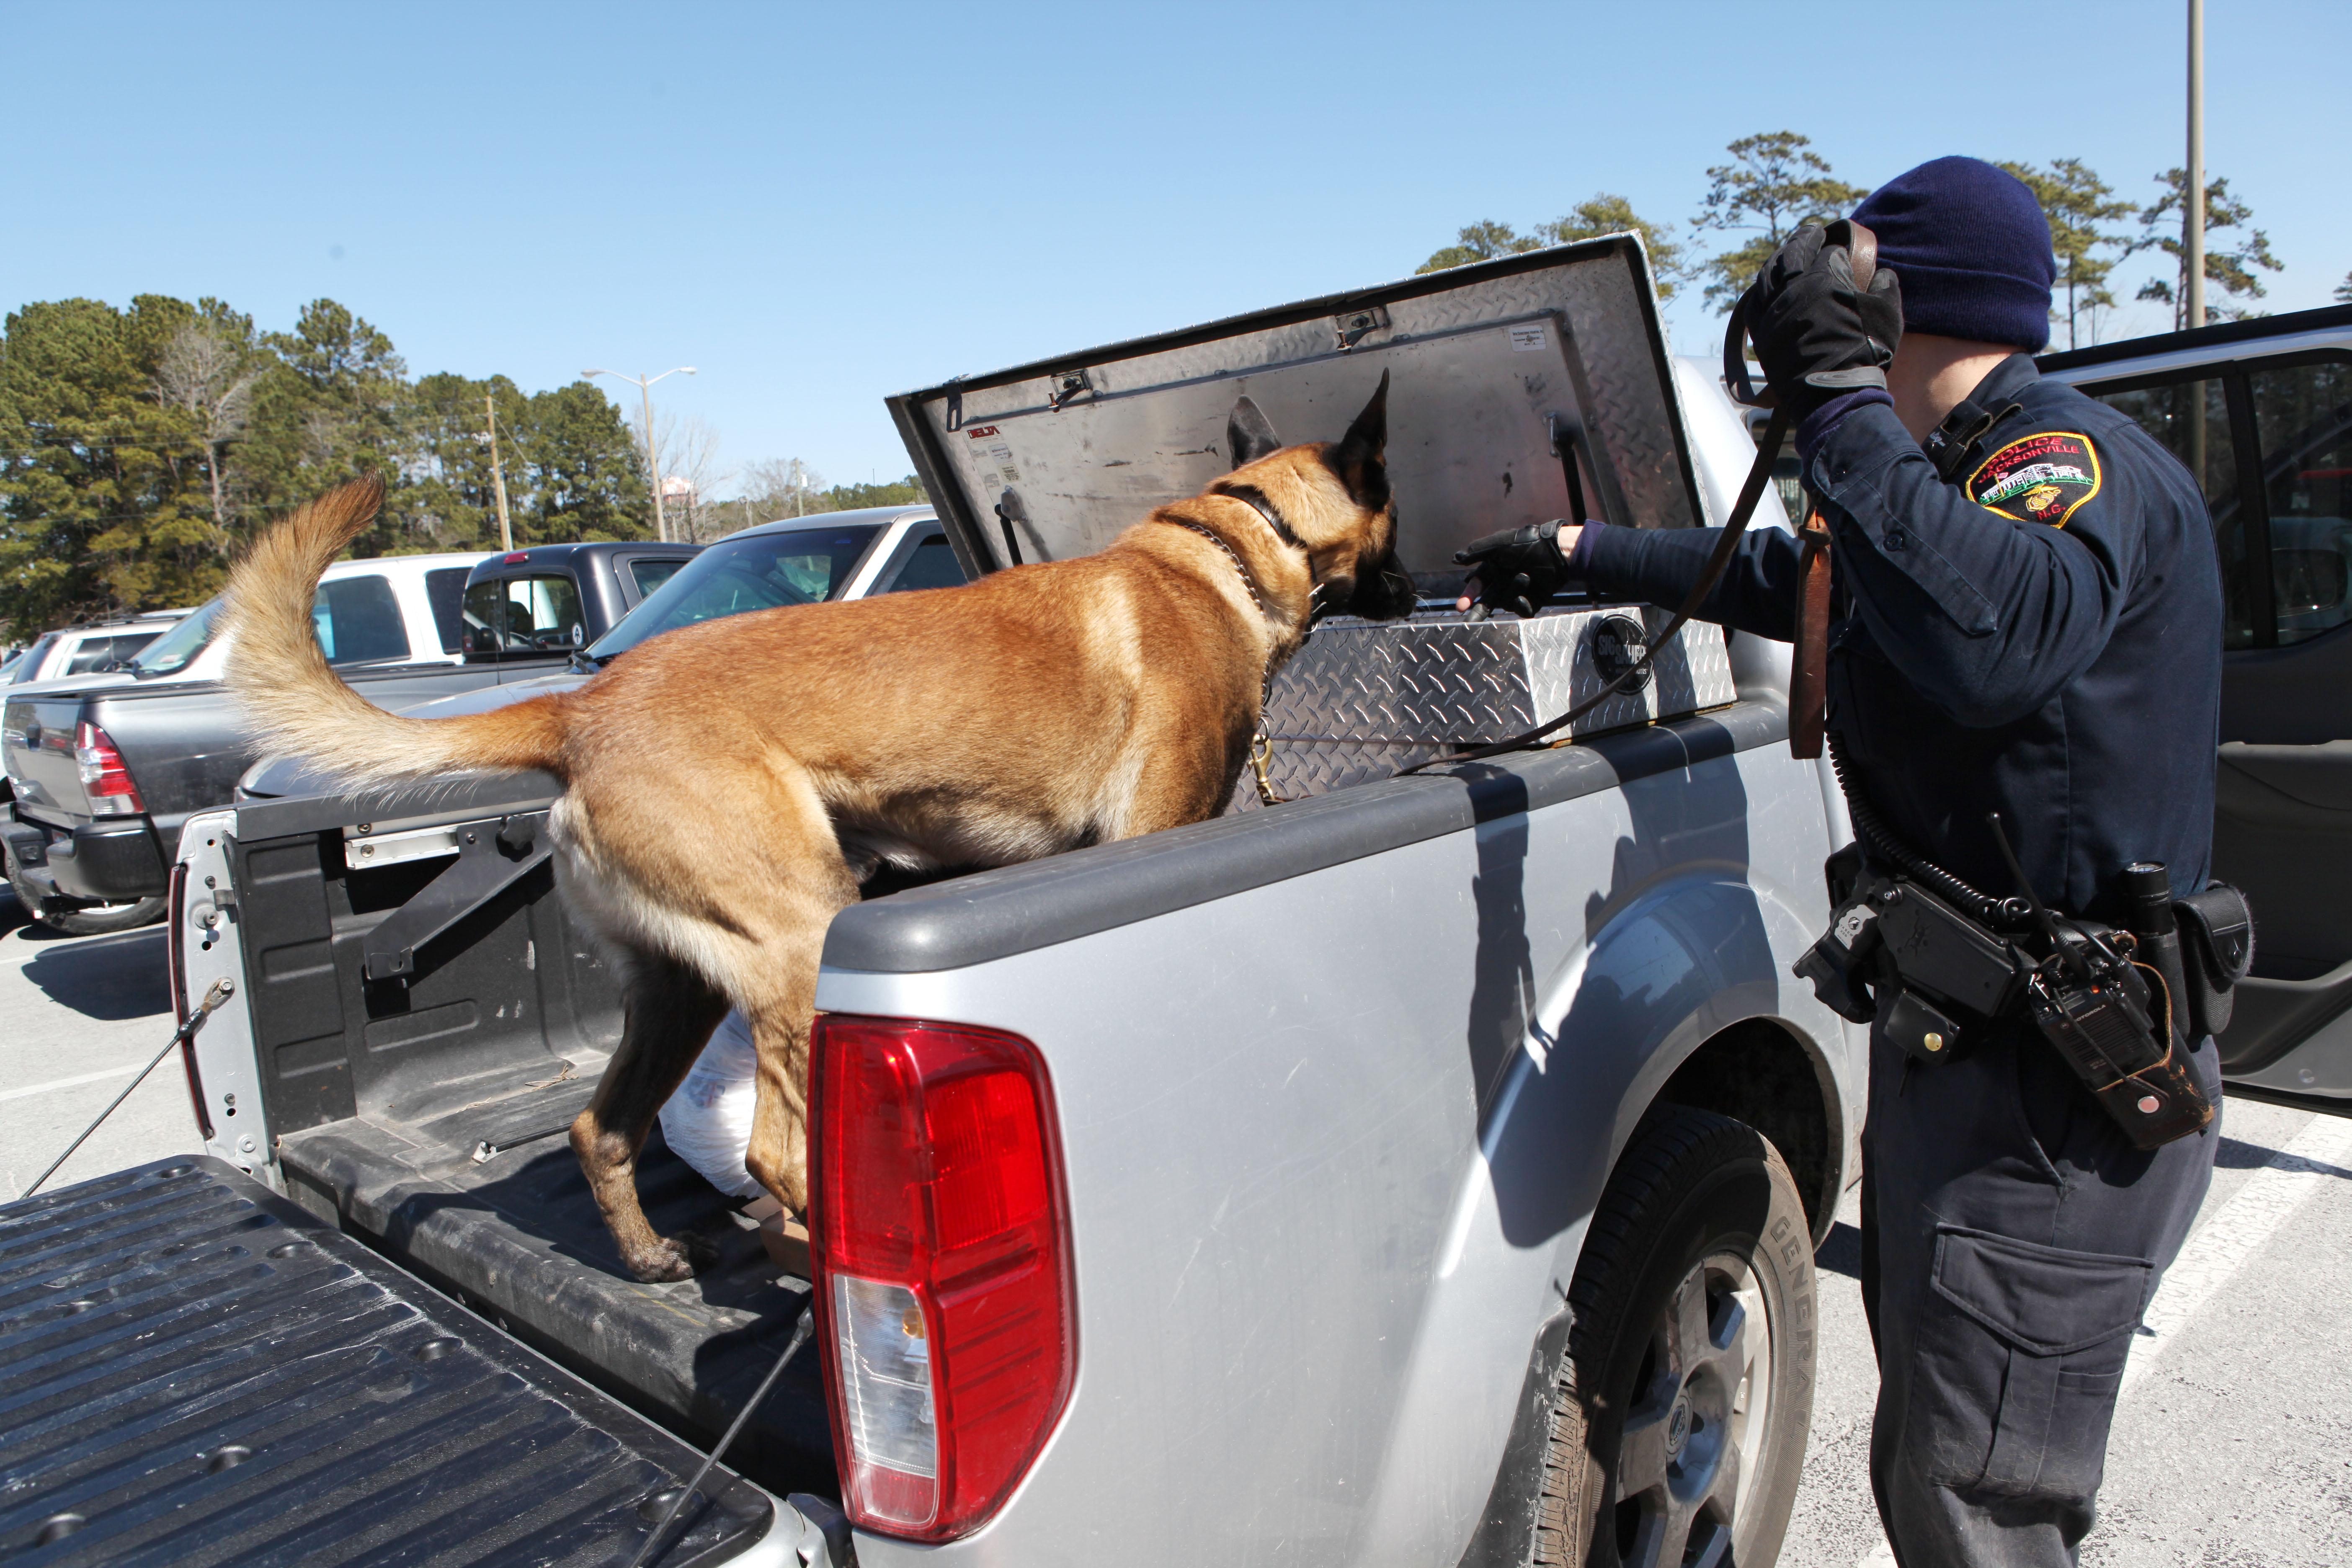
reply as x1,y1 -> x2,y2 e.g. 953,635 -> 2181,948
1227,397 -> 1284,468
1326,369 -> 1392,510
1332,369 -> 1390,471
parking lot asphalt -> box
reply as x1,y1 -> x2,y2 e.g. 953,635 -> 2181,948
1785,1095 -> 2352,1568
0,893 -> 2343,1563
0,896 -> 200,1201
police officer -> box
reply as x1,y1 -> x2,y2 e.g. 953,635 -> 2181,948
1458,157 -> 2225,1567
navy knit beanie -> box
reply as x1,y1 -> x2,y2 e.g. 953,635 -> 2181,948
1852,156 -> 2055,351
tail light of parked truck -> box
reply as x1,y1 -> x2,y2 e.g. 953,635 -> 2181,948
75,721 -> 144,815
810,1015 -> 1075,1541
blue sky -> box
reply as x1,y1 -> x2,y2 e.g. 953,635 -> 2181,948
7,0 -> 2347,491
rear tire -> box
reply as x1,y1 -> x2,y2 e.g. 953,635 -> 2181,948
8,864 -> 166,936
1532,1107 -> 1816,1568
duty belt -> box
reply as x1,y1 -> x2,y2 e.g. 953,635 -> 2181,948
1795,736 -> 2244,1150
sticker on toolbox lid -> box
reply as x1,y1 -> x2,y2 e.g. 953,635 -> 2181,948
1509,324 -> 1550,353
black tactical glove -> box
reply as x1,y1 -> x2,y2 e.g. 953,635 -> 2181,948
1744,225 -> 1903,416
1453,519 -> 1575,620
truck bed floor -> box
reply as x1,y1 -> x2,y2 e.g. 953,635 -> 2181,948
0,1158 -> 781,1566
274,1057 -> 832,1499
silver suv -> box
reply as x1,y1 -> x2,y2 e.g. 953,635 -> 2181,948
5,609 -> 191,686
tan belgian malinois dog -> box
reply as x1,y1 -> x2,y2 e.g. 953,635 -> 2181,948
222,374 -> 1410,1281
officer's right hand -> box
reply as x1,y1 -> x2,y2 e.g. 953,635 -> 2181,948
1453,520 -> 1581,620
1744,225 -> 1903,414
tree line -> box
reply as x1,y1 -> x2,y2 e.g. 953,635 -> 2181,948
1421,131 -> 2308,352
0,294 -> 928,638
0,294 -> 654,636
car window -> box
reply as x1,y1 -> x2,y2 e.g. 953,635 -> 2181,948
313,575 -> 411,665
876,533 -> 966,594
2246,358 -> 2352,647
11,634 -> 59,684
629,557 -> 687,598
462,578 -> 505,656
63,632 -> 157,675
585,525 -> 883,662
128,601 -> 221,677
2094,377 -> 2254,649
500,574 -> 588,650
425,568 -> 472,654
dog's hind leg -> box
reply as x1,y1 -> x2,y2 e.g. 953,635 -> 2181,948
569,949 -> 731,1282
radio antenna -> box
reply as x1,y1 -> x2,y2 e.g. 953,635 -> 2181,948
1987,812 -> 2090,980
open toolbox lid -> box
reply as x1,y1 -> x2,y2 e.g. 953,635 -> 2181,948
888,236 -> 1703,586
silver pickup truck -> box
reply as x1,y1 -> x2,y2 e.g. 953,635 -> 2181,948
128,258 -> 2352,1567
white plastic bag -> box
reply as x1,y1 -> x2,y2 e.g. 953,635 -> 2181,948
657,1009 -> 765,1200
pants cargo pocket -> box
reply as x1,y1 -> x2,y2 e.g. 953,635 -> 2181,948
1908,1225 -> 2151,1500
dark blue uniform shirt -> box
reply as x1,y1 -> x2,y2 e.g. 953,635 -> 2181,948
1581,353 -> 2223,917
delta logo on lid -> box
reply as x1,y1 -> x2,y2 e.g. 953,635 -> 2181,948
1968,431 -> 2102,527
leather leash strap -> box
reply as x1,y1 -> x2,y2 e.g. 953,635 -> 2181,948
1390,221 -> 1874,780
1786,220 -> 1875,761
1395,400 -> 1792,776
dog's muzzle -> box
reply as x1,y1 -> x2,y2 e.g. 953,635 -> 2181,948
1342,559 -> 1419,623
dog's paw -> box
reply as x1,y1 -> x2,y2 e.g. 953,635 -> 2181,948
624,1235 -> 704,1284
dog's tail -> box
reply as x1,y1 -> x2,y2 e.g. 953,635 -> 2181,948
221,476 -> 569,790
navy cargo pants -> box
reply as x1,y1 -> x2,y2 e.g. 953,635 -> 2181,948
1860,1021 -> 2220,1567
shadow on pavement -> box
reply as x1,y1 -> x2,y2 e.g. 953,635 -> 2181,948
17,928 -> 172,1021
0,889 -> 115,945
1817,1219 -> 1865,1280
2217,1133 -> 2352,1182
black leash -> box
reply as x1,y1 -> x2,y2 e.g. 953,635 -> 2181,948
1395,400 -> 1793,776
1384,219 -> 1876,781
27,977 -> 234,1197
627,1304 -> 817,1568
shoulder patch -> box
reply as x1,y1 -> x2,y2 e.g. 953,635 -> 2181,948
1967,431 -> 2102,527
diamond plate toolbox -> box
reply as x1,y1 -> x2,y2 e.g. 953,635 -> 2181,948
1230,608 -> 1734,810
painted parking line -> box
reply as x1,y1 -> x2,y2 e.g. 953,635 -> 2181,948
0,1064 -> 138,1104
2120,1111 -> 2352,1395
1851,1110 -> 2352,1567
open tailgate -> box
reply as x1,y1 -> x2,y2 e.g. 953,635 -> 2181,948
0,1158 -> 835,1567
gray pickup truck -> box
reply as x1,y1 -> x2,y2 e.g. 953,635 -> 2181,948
0,540 -> 696,934
74,258 -> 2352,1567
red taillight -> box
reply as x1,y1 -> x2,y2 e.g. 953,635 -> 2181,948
74,721 -> 143,815
502,551 -> 529,564
810,1015 -> 1074,1542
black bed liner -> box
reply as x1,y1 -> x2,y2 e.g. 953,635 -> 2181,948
275,1056 -> 835,1499
0,1157 -> 781,1566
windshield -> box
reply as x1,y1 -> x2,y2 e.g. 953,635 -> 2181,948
129,598 -> 225,677
584,524 -> 884,661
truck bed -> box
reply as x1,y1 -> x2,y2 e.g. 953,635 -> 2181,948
0,1156 -> 813,1566
174,783 -> 841,1502
275,1059 -> 837,1501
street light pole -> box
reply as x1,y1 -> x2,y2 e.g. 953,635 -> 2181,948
2186,0 -> 2206,331
484,394 -> 514,552
583,366 -> 696,542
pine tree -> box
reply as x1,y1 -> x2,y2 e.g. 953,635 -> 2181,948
1999,159 -> 2133,349
1691,133 -> 1868,313
2130,170 -> 2284,328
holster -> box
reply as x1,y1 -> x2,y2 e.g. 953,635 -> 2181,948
1792,856 -> 2217,1148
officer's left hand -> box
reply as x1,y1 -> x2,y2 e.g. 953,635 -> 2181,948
1745,226 -> 1903,415
1452,520 -> 1580,620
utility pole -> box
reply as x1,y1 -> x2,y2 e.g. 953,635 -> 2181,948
2185,0 -> 2208,488
484,394 -> 514,553
2186,0 -> 2206,331
583,366 -> 696,543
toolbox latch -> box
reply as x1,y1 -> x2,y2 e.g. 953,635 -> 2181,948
1332,304 -> 1391,351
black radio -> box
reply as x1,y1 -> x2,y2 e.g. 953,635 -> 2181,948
1792,819 -> 2220,1149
